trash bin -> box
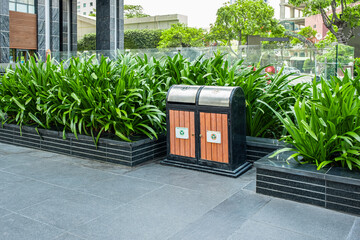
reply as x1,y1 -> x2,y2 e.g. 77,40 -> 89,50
162,85 -> 251,177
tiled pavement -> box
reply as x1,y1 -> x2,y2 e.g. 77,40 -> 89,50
0,143 -> 359,240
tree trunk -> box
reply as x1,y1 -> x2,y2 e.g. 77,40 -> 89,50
238,30 -> 242,47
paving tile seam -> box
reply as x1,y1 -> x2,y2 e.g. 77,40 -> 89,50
345,218 -> 358,240
6,211 -> 66,235
244,218 -> 324,240
52,232 -> 88,240
0,169 -> 127,204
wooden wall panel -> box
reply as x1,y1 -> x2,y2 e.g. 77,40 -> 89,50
200,112 -> 229,163
9,11 -> 37,50
169,110 -> 195,158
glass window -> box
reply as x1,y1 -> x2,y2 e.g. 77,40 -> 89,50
9,0 -> 36,13
77,5 -> 80,9
9,2 -> 15,11
90,2 -> 93,7
83,3 -> 86,7
83,12 -> 86,15
16,3 -> 28,13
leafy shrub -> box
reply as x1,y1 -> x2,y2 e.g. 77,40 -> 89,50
77,33 -> 96,51
124,29 -> 163,49
0,55 -> 166,143
266,74 -> 360,171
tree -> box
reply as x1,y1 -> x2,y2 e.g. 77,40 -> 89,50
124,5 -> 150,19
290,26 -> 317,45
289,0 -> 360,45
209,0 -> 281,48
77,33 -> 96,51
158,23 -> 206,48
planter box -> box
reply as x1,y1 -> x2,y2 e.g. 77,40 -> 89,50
254,151 -> 360,216
245,136 -> 284,163
0,123 -> 166,166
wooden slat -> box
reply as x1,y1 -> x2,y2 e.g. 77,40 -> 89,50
169,110 -> 175,155
184,111 -> 190,157
200,112 -> 206,160
210,113 -> 217,162
9,11 -> 37,50
179,111 -> 185,156
190,112 -> 195,158
205,113 -> 212,160
222,114 -> 229,163
216,113 -> 223,163
174,110 -> 180,156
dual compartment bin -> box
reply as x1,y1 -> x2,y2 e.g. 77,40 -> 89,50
161,85 -> 252,177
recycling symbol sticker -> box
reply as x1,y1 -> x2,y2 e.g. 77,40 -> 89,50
211,134 -> 217,140
207,131 -> 221,144
176,127 -> 189,139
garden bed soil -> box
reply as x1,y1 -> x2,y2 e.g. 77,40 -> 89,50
254,151 -> 360,216
0,123 -> 166,166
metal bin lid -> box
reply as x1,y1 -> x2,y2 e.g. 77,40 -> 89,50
167,85 -> 202,104
198,86 -> 237,107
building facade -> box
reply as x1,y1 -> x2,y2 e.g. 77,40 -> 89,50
77,0 -> 95,16
0,0 -> 78,63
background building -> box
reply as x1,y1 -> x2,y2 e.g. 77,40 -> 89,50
77,0 -> 95,16
0,0 -> 78,63
78,14 -> 188,40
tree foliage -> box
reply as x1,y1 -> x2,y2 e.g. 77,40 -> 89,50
124,5 -> 150,19
158,23 -> 206,48
209,0 -> 282,46
77,33 -> 96,51
124,29 -> 163,49
290,26 -> 317,45
289,0 -> 360,44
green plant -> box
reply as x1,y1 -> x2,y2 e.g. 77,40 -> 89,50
77,33 -> 96,51
124,29 -> 163,49
265,74 -> 360,171
0,55 -> 166,143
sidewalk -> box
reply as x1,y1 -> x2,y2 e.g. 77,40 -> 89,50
0,143 -> 359,240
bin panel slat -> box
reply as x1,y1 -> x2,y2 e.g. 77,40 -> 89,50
190,111 -> 195,158
174,110 -> 180,156
169,110 -> 176,155
222,114 -> 229,163
200,112 -> 229,163
200,112 -> 206,160
205,113 -> 212,160
211,113 -> 218,162
179,111 -> 185,156
217,113 -> 223,163
169,110 -> 195,158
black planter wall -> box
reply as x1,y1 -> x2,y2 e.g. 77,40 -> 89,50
245,136 -> 284,163
255,151 -> 360,216
0,124 -> 166,166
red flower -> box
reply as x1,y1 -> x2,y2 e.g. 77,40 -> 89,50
265,66 -> 275,74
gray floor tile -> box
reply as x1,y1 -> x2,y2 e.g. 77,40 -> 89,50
0,143 -> 33,154
53,233 -> 87,240
71,204 -> 189,240
169,210 -> 247,240
0,207 -> 12,218
0,214 -> 64,240
0,153 -> 43,169
347,218 -> 360,240
54,155 -> 132,175
251,198 -> 356,240
126,163 -> 249,197
130,185 -> 225,223
228,219 -> 320,240
0,170 -> 27,190
0,180 -> 65,211
4,160 -> 116,189
79,175 -> 164,203
212,190 -> 271,219
242,180 -> 256,192
19,189 -> 122,231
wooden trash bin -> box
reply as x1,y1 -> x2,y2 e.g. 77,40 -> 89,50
162,85 -> 251,177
